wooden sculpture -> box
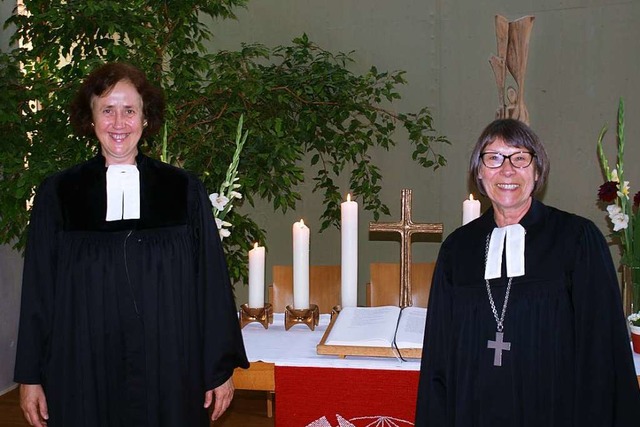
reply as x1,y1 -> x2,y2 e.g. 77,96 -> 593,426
489,15 -> 535,125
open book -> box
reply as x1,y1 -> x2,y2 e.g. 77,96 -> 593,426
323,305 -> 426,349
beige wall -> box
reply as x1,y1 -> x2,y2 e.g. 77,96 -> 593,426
0,244 -> 22,394
207,0 -> 640,305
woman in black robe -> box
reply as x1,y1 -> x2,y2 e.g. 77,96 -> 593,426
415,119 -> 640,426
14,62 -> 249,427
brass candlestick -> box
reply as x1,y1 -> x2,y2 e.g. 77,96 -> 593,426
331,305 -> 342,322
239,303 -> 273,329
284,304 -> 319,331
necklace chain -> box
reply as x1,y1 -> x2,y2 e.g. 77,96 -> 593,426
484,232 -> 512,332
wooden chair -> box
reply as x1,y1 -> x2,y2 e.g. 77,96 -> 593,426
366,262 -> 436,308
268,264 -> 342,313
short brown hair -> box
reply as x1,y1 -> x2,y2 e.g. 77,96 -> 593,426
70,62 -> 165,139
469,119 -> 549,196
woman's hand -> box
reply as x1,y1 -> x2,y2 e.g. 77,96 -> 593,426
20,384 -> 49,427
204,377 -> 235,422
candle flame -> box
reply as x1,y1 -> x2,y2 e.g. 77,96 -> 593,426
300,219 -> 305,226
469,194 -> 475,201
347,193 -> 351,202
253,242 -> 258,249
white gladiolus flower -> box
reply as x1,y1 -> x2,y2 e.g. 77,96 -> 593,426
611,214 -> 629,231
215,218 -> 232,229
229,191 -> 243,200
618,180 -> 630,198
215,218 -> 232,240
607,204 -> 629,231
607,204 -> 622,216
611,169 -> 620,183
209,193 -> 230,211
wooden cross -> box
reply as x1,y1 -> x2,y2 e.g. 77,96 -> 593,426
368,189 -> 443,307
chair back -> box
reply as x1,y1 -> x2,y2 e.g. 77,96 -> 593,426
366,262 -> 435,308
268,265 -> 342,313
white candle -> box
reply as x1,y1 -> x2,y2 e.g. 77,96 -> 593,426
292,219 -> 310,309
462,194 -> 481,225
248,242 -> 265,308
341,194 -> 358,307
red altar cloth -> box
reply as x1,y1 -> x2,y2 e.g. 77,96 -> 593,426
275,366 -> 419,427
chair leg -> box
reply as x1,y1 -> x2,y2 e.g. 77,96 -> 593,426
266,391 -> 274,418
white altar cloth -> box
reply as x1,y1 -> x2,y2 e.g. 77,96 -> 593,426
242,313 -> 640,375
241,313 -> 420,371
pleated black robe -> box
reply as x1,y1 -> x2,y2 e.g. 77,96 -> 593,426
415,199 -> 640,426
14,153 -> 249,427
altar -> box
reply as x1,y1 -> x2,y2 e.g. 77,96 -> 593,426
233,311 -> 640,426
234,312 -> 421,427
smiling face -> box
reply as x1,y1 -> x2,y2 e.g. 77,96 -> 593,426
478,138 -> 539,226
91,80 -> 144,165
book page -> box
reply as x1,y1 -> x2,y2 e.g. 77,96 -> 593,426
395,306 -> 427,348
324,306 -> 400,347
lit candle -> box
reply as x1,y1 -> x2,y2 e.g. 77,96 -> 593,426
462,194 -> 481,225
248,242 -> 265,308
341,193 -> 358,307
292,219 -> 310,309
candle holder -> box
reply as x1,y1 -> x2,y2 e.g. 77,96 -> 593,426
331,305 -> 342,322
239,303 -> 273,329
284,304 -> 319,331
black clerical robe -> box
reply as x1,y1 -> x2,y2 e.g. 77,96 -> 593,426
415,199 -> 640,426
14,153 -> 249,427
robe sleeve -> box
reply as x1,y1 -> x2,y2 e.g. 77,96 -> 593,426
14,177 -> 59,384
192,178 -> 249,390
415,237 -> 453,426
570,220 -> 640,425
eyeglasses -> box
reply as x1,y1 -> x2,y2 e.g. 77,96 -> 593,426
480,151 -> 535,169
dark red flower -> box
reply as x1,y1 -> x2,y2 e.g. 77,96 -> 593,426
598,181 -> 619,202
634,191 -> 640,208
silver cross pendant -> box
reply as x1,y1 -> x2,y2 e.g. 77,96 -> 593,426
487,331 -> 511,366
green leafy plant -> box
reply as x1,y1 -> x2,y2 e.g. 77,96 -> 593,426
0,0 -> 449,285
